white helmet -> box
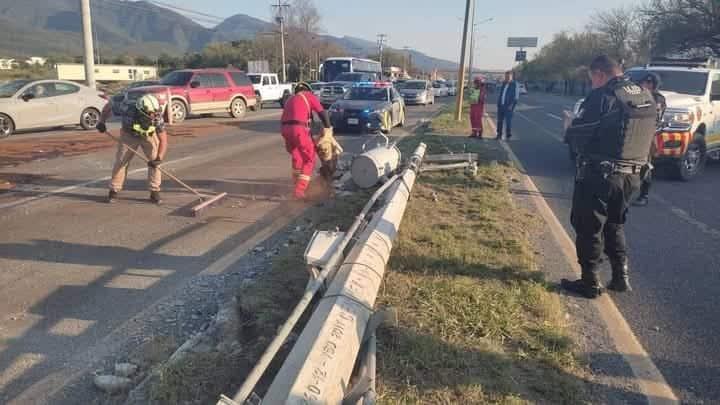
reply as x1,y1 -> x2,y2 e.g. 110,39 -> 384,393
136,94 -> 161,117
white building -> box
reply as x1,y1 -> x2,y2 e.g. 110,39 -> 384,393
25,57 -> 47,66
0,59 -> 17,70
55,63 -> 158,82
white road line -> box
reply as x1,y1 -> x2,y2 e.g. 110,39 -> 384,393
485,114 -> 679,405
515,111 -> 565,143
547,113 -> 563,121
0,156 -> 194,210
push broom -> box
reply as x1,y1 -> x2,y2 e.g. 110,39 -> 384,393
105,131 -> 227,216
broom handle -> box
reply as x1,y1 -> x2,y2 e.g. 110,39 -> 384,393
105,131 -> 206,199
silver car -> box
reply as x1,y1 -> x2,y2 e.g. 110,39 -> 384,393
0,79 -> 108,138
399,80 -> 435,105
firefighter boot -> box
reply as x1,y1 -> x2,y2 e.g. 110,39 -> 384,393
561,268 -> 603,299
294,176 -> 310,200
607,259 -> 632,292
150,191 -> 162,205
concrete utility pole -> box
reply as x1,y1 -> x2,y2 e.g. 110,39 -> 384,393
377,34 -> 388,78
455,0 -> 472,121
80,0 -> 96,89
468,0 -> 476,82
272,0 -> 290,82
403,46 -> 413,77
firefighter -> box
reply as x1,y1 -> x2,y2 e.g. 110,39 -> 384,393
97,94 -> 168,204
281,81 -> 334,199
468,76 -> 487,138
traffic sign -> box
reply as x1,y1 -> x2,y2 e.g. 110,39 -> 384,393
507,37 -> 538,48
515,51 -> 527,62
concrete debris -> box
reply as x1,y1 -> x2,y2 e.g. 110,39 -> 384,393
252,246 -> 265,253
114,363 -> 138,378
93,375 -> 132,394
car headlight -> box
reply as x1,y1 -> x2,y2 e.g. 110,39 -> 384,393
665,111 -> 695,128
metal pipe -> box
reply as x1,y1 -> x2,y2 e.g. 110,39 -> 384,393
80,0 -> 96,89
263,143 -> 427,404
225,173 -> 402,405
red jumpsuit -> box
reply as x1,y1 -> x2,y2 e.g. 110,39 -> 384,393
281,91 -> 324,198
470,87 -> 487,136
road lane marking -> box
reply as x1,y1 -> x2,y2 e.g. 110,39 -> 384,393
547,113 -> 563,121
515,111 -> 565,142
0,156 -> 194,211
486,114 -> 679,405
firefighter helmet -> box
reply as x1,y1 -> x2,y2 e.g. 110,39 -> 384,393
136,94 -> 161,117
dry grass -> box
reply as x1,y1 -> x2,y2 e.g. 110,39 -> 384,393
376,134 -> 587,404
429,100 -> 472,135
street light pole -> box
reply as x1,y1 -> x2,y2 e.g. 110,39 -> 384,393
468,0 -> 476,82
272,0 -> 290,82
455,0 -> 472,121
80,0 -> 96,89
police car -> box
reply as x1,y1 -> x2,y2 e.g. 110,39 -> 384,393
328,82 -> 406,134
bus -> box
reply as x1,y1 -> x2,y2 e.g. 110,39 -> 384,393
320,57 -> 382,82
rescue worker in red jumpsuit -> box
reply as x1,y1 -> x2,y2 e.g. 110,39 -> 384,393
281,82 -> 333,199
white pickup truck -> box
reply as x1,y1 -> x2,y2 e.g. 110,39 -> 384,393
247,73 -> 293,108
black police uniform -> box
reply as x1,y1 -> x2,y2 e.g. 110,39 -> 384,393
562,76 -> 657,298
638,90 -> 666,200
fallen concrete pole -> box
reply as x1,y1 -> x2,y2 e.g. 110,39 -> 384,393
263,143 -> 426,404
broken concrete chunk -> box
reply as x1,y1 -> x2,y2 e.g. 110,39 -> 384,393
114,362 -> 138,377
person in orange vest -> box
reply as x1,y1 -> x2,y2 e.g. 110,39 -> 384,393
281,82 -> 333,199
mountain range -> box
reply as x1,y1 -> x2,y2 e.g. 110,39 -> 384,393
0,0 -> 458,72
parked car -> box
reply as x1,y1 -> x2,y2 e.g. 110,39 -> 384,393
111,80 -> 158,116
319,82 -> 351,108
125,68 -> 257,123
398,80 -> 435,105
432,81 -> 449,97
311,82 -> 326,97
247,73 -> 293,108
0,79 -> 107,138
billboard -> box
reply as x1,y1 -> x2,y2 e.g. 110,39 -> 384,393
247,60 -> 270,73
507,37 -> 538,48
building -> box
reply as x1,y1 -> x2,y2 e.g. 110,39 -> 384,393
55,63 -> 158,82
25,57 -> 47,66
0,59 -> 17,70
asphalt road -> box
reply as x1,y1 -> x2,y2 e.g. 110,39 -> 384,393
494,93 -> 720,403
0,98 -> 451,403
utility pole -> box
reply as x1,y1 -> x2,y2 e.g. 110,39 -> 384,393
272,0 -> 290,82
80,0 -> 96,88
403,46 -> 413,77
455,0 -> 472,121
468,0 -> 476,82
377,34 -> 387,78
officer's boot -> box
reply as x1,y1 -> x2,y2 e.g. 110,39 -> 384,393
607,259 -> 632,292
107,190 -> 118,203
561,268 -> 603,299
150,191 -> 162,205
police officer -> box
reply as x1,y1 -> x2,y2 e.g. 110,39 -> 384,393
562,55 -> 657,298
633,71 -> 667,207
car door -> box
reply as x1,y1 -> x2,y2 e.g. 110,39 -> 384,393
51,82 -> 82,124
709,73 -> 720,147
269,75 -> 282,101
390,88 -> 402,125
209,73 -> 232,111
14,82 -> 60,129
187,73 -> 215,112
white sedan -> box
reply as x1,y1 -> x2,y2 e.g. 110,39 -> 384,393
0,79 -> 107,138
432,82 -> 449,97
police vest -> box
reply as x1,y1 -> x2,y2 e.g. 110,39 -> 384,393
122,106 -> 159,138
587,79 -> 657,164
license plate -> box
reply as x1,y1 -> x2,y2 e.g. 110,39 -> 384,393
347,118 -> 359,125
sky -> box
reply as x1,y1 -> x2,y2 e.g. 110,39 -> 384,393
171,0 -> 642,70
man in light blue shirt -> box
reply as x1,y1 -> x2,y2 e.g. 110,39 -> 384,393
496,70 -> 520,140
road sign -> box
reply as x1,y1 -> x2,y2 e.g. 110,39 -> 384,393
248,60 -> 270,73
515,51 -> 527,62
507,37 -> 538,48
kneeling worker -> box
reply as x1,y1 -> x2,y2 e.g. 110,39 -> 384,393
97,94 -> 168,204
281,82 -> 334,199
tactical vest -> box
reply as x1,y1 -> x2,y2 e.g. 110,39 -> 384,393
586,78 -> 657,165
122,106 -> 158,138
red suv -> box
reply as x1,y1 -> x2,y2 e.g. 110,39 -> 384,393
125,68 -> 257,123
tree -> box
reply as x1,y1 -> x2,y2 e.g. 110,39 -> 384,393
588,7 -> 640,64
640,0 -> 720,57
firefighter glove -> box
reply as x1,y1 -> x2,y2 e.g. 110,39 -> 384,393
96,122 -> 107,133
316,127 -> 342,162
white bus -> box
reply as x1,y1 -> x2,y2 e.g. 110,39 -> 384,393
320,57 -> 382,82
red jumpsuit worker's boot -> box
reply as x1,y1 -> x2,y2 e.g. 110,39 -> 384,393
294,176 -> 311,200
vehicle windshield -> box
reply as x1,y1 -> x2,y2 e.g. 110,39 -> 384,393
322,60 -> 351,82
335,73 -> 366,82
311,83 -> 324,90
345,87 -> 388,101
626,70 -> 709,96
247,75 -> 261,84
160,71 -> 194,86
404,81 -> 427,90
0,80 -> 31,98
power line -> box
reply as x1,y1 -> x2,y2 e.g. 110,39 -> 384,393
148,0 -> 226,23
93,0 -> 224,28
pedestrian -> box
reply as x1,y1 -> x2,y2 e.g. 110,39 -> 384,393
97,94 -> 168,204
469,76 -> 487,138
633,71 -> 667,207
562,55 -> 657,298
281,81 -> 333,199
496,70 -> 519,140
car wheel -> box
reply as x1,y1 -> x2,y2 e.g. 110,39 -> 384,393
673,138 -> 706,181
171,100 -> 187,123
231,98 -> 247,119
80,108 -> 100,130
0,113 -> 14,138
